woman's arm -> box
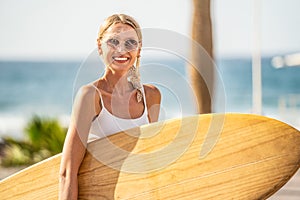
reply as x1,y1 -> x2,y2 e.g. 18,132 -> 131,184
59,85 -> 99,200
59,124 -> 86,200
144,84 -> 161,123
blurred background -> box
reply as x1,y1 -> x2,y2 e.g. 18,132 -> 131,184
0,0 -> 299,198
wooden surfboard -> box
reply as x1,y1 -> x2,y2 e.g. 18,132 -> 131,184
0,113 -> 300,199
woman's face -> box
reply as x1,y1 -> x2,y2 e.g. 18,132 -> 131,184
100,23 -> 140,73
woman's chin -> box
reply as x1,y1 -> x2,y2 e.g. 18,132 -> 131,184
109,62 -> 131,73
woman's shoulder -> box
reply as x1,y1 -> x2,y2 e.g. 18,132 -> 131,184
77,84 -> 97,96
143,84 -> 160,95
73,83 -> 101,112
75,81 -> 101,101
143,84 -> 161,103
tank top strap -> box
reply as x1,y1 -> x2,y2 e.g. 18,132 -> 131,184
90,83 -> 104,108
141,85 -> 148,113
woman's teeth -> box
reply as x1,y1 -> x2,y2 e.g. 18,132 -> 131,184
114,57 -> 128,61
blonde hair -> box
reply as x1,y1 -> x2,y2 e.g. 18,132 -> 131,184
97,14 -> 142,67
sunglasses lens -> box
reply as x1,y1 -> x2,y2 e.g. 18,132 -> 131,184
125,39 -> 138,51
107,38 -> 119,47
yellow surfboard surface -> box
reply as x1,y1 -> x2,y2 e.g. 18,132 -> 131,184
0,113 -> 300,199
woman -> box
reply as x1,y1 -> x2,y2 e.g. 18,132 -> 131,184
59,14 -> 161,199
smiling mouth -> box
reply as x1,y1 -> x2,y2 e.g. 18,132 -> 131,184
113,57 -> 129,61
113,56 -> 130,63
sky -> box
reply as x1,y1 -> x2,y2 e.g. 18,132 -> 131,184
0,0 -> 300,60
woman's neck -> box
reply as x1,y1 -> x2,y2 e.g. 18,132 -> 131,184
102,70 -> 133,95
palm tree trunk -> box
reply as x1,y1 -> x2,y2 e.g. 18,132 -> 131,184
188,0 -> 214,114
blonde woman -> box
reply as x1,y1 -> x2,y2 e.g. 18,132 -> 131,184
59,14 -> 161,199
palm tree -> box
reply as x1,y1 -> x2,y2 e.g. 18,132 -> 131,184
188,0 -> 214,114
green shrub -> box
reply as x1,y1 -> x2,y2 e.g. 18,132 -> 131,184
1,143 -> 32,166
0,115 -> 67,167
25,115 -> 67,154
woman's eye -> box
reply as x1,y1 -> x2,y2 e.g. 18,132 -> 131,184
107,38 -> 119,46
125,39 -> 138,48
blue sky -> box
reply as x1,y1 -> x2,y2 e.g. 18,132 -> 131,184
0,0 -> 299,60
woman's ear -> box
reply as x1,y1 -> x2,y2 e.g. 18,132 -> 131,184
137,42 -> 142,57
97,39 -> 102,55
137,48 -> 141,58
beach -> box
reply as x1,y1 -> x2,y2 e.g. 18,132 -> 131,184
0,166 -> 27,180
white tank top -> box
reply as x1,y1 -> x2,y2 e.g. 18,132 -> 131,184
88,84 -> 149,142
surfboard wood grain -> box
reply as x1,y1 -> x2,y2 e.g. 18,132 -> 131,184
0,113 -> 299,199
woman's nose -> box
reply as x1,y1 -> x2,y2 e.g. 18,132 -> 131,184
116,43 -> 127,53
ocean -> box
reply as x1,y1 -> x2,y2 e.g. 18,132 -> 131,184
0,56 -> 300,139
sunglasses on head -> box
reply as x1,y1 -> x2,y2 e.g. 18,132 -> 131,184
105,38 -> 139,52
